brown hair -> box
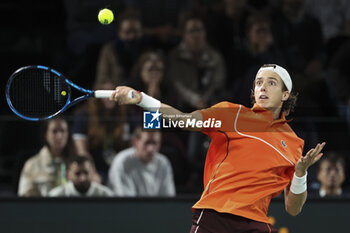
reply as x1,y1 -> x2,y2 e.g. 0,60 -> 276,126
87,80 -> 127,152
130,50 -> 164,79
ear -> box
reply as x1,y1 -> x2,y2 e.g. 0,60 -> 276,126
282,91 -> 290,102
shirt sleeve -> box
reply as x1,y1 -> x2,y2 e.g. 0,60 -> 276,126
18,161 -> 36,196
199,101 -> 239,136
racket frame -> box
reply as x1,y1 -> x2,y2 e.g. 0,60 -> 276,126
6,65 -> 95,121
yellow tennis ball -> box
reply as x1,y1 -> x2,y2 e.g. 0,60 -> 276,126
61,91 -> 67,96
98,8 -> 114,25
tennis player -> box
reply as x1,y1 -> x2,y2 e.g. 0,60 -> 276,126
110,64 -> 326,233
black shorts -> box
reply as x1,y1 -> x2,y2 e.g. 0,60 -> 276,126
189,209 -> 277,233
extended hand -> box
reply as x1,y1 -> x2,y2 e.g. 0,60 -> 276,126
110,86 -> 142,105
295,142 -> 326,177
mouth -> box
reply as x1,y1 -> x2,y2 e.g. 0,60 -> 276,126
259,94 -> 269,100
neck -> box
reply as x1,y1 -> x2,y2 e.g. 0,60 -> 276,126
49,147 -> 63,158
272,108 -> 282,120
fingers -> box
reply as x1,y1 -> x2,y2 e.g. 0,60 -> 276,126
109,86 -> 139,105
304,142 -> 326,166
109,88 -> 119,101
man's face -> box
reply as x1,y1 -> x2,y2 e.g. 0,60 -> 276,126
45,119 -> 69,152
183,19 -> 206,53
254,70 -> 289,111
68,161 -> 92,194
134,132 -> 161,163
118,19 -> 142,42
317,160 -> 345,190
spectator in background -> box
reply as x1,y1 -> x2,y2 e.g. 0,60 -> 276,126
123,0 -> 192,45
108,127 -> 175,197
304,0 -> 350,40
276,0 -> 324,77
18,118 -> 75,197
72,79 -> 129,183
126,51 -> 187,191
204,0 -> 248,63
125,50 -> 177,130
49,156 -> 113,197
326,39 -> 350,133
229,13 -> 285,107
96,11 -> 150,85
317,152 -> 346,197
129,51 -> 167,100
167,13 -> 225,111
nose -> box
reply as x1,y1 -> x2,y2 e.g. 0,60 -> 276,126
260,82 -> 267,91
79,174 -> 88,182
146,144 -> 156,154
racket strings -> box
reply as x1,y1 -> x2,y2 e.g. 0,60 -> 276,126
9,69 -> 69,118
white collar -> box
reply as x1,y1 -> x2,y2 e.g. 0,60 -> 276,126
67,181 -> 95,196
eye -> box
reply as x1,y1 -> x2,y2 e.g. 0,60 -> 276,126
269,81 -> 276,86
256,80 -> 262,86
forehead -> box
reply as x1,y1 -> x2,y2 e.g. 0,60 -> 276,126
140,132 -> 161,141
48,120 -> 68,130
256,70 -> 282,82
70,161 -> 91,171
185,19 -> 203,29
320,160 -> 344,169
143,59 -> 163,67
120,19 -> 141,29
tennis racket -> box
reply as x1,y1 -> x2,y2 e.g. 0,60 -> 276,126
6,65 -> 116,121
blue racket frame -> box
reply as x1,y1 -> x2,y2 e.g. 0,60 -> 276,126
6,65 -> 94,121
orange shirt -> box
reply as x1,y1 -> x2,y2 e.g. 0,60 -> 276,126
192,102 -> 304,223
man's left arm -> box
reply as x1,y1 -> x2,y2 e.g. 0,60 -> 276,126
284,142 -> 326,216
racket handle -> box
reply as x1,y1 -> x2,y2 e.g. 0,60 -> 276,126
94,90 -> 114,98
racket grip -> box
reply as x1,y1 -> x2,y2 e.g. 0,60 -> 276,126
94,90 -> 115,98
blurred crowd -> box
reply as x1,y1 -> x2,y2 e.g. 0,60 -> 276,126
0,0 -> 350,197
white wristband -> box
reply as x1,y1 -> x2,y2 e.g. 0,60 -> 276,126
290,172 -> 307,194
136,92 -> 161,111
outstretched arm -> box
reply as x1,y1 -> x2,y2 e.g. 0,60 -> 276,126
110,86 -> 203,130
284,142 -> 326,216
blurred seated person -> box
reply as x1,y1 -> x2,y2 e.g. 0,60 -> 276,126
229,13 -> 286,106
18,118 -> 75,197
126,50 -> 178,126
317,152 -> 346,197
123,0 -> 192,39
96,11 -> 151,85
277,0 -> 324,77
72,79 -> 129,183
129,51 -> 168,100
304,0 -> 350,40
167,13 -> 225,111
49,156 -> 113,197
108,127 -> 175,197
